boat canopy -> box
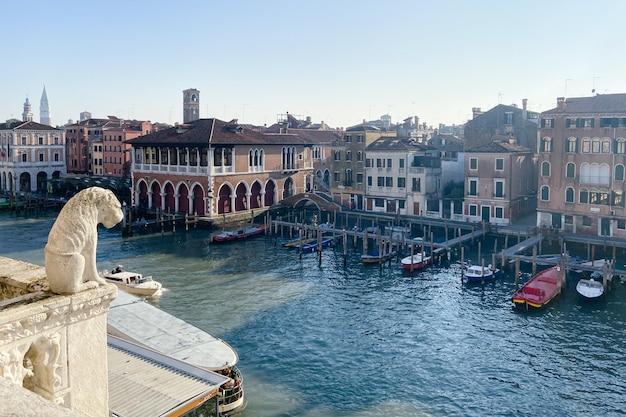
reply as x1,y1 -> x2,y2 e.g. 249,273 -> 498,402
108,291 -> 239,370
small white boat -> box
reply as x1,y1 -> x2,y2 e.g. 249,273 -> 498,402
576,278 -> 604,301
464,263 -> 500,283
102,266 -> 162,296
400,253 -> 432,271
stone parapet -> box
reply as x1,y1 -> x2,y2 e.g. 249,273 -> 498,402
0,256 -> 116,417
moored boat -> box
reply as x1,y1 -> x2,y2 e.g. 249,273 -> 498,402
282,236 -> 317,248
102,266 -> 162,296
464,262 -> 500,283
361,248 -> 396,264
400,253 -> 432,271
576,277 -> 605,301
108,291 -> 247,415
294,236 -> 334,253
512,266 -> 561,311
212,224 -> 266,243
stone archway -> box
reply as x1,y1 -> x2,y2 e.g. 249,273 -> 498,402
218,184 -> 233,214
164,183 -> 175,212
178,184 -> 189,214
151,182 -> 162,210
264,180 -> 276,206
282,177 -> 294,199
192,185 -> 205,216
235,183 -> 248,211
250,181 -> 262,209
19,173 -> 31,192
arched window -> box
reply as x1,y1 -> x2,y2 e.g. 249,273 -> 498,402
540,185 -> 550,201
566,162 -> 575,178
566,137 -> 578,153
541,161 -> 551,177
565,187 -> 574,203
592,137 -> 601,153
541,137 -> 552,152
582,137 -> 591,153
602,137 -> 611,153
615,138 -> 626,154
615,165 -> 625,181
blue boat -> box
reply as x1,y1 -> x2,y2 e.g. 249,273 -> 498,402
295,237 -> 334,253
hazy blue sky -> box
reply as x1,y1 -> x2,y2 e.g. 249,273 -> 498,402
3,0 -> 626,129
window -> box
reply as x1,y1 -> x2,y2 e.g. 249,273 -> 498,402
541,161 -> 550,177
376,159 -> 383,168
357,173 -> 363,183
38,152 -> 44,162
399,159 -> 405,168
592,137 -> 601,153
494,180 -> 504,198
21,153 -> 27,162
565,187 -> 574,203
334,151 -> 341,161
582,118 -> 594,128
38,137 -> 43,145
566,162 -> 575,178
398,200 -> 405,209
616,138 -> 626,154
345,135 -> 352,143
333,171 -> 340,182
541,137 -> 552,152
566,137 -> 577,153
397,177 -> 405,188
579,188 -> 589,204
566,118 -> 578,128
495,207 -> 503,218
346,151 -> 352,161
367,176 -> 372,186
344,169 -> 353,186
387,159 -> 392,168
542,118 -> 554,128
495,158 -> 504,171
504,112 -> 513,125
540,185 -> 550,201
377,176 -> 384,186
357,135 -> 364,143
602,138 -> 611,153
583,216 -> 592,227
375,198 -> 384,207
21,137 -> 27,145
357,151 -> 363,161
468,179 -> 477,196
469,204 -> 477,216
582,137 -> 591,153
615,165 -> 625,181
385,177 -> 393,187
469,158 -> 477,170
54,152 -> 59,161
613,190 -> 624,207
565,215 -> 573,225
618,219 -> 626,230
412,177 -> 421,192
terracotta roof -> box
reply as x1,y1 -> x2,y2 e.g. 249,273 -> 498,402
466,140 -> 531,153
542,93 -> 626,115
126,118 -> 312,147
0,121 -> 60,131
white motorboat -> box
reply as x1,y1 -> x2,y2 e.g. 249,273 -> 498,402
108,291 -> 246,415
576,278 -> 605,301
102,266 -> 162,296
464,262 -> 500,283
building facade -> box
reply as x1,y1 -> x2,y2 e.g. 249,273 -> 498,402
0,121 -> 66,193
537,94 -> 626,236
465,138 -> 536,225
330,125 -> 396,209
128,118 -> 314,218
364,137 -> 442,217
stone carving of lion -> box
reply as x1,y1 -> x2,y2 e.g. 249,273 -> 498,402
44,187 -> 124,294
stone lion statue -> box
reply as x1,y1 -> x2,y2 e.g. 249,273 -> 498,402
44,187 -> 124,294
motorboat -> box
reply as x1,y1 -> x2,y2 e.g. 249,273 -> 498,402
108,290 -> 247,415
102,266 -> 162,296
464,262 -> 500,283
400,253 -> 432,271
576,277 -> 605,301
361,248 -> 396,264
212,224 -> 266,243
512,266 -> 561,311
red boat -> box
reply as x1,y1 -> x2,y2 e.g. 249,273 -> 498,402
512,266 -> 561,311
212,224 -> 266,243
400,253 -> 432,271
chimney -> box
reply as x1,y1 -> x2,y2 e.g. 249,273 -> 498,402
522,98 -> 527,120
508,136 -> 517,145
472,107 -> 483,119
557,97 -> 566,111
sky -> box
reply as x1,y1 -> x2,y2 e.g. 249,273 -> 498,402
3,0 -> 626,130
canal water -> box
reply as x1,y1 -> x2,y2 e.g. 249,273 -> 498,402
1,212 -> 625,416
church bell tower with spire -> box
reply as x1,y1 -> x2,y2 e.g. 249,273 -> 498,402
40,86 -> 52,126
22,97 -> 33,122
